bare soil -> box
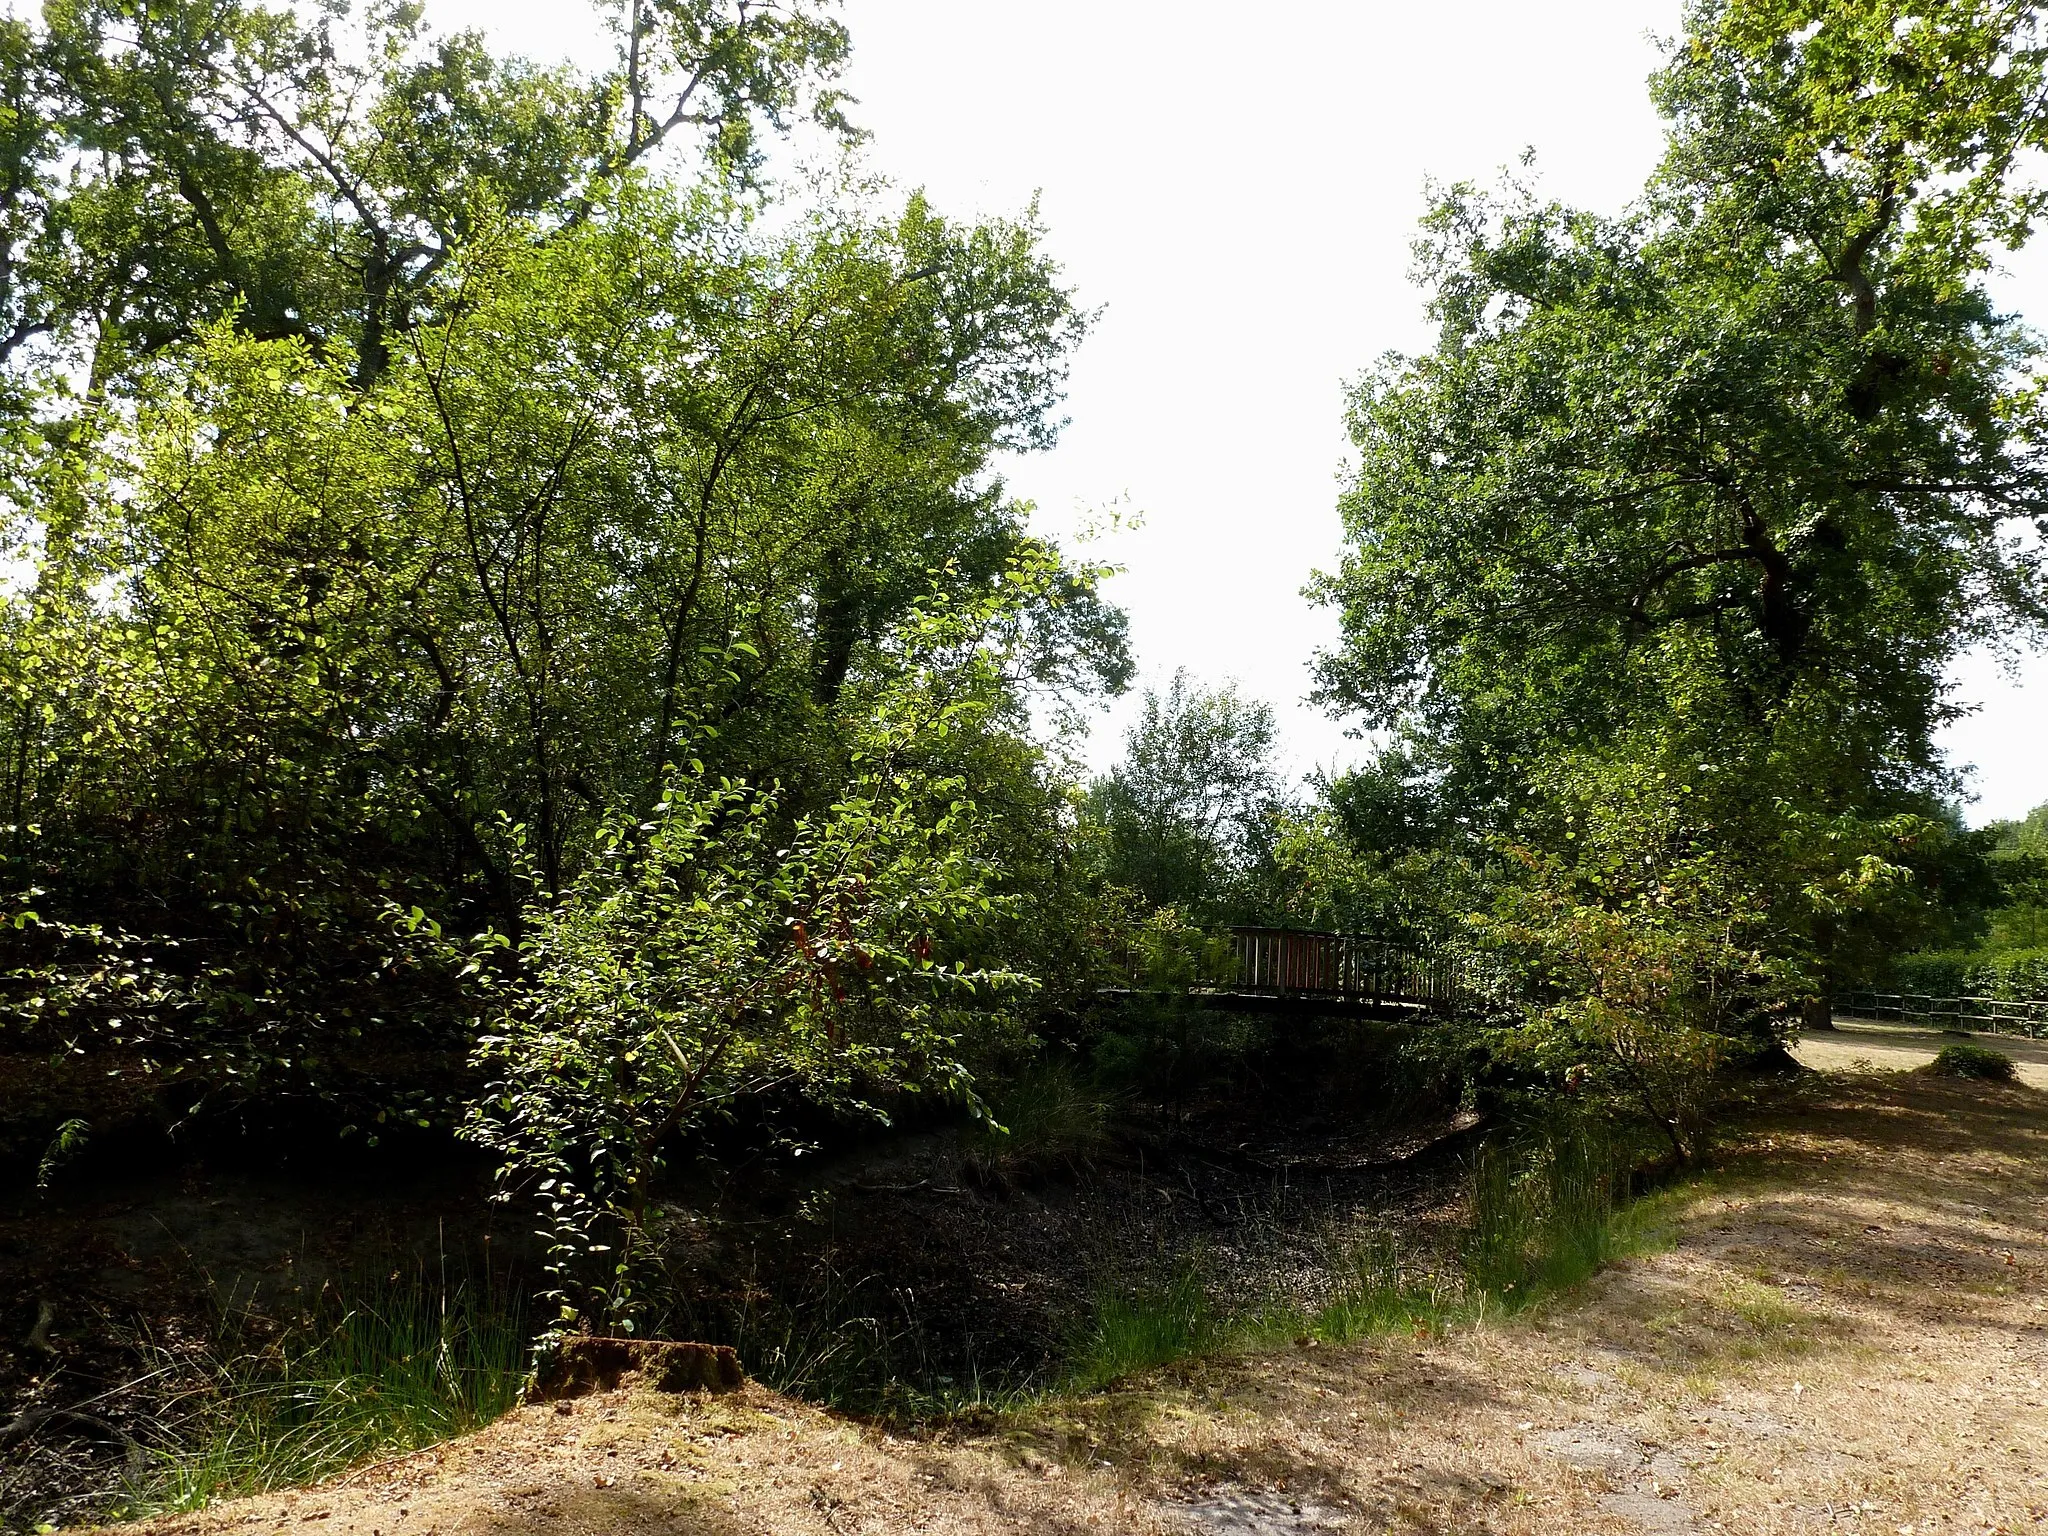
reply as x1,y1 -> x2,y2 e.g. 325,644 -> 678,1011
87,1068 -> 2048,1536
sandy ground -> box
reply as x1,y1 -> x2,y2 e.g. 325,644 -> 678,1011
110,1071 -> 2048,1536
1798,1017 -> 2048,1088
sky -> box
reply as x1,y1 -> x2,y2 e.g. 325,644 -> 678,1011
439,0 -> 2048,824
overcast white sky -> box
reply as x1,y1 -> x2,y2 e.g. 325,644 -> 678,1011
442,0 -> 2046,824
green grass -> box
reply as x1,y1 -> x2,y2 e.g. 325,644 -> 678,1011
1307,1234 -> 1461,1342
122,1269 -> 530,1518
696,1253 -> 1047,1422
1064,1269 -> 1214,1392
1464,1127 -> 1634,1303
963,1059 -> 1113,1181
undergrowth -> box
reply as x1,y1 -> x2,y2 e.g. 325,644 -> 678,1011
962,1059 -> 1113,1182
118,1268 -> 529,1519
114,1122 -> 1676,1503
680,1253 -> 1048,1421
1059,1121 -> 1678,1393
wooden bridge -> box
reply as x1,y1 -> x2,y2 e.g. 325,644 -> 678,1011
1111,926 -> 1480,1019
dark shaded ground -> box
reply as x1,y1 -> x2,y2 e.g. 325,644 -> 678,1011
0,1124 -> 527,1531
651,1081 -> 1480,1409
0,1015 -> 1475,1528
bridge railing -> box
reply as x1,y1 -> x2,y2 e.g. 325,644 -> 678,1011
1225,927 -> 1472,1013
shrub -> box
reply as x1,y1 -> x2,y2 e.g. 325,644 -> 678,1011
1889,948 -> 2048,1001
1927,1042 -> 2017,1081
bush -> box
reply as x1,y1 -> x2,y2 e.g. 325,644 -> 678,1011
1927,1042 -> 2017,1081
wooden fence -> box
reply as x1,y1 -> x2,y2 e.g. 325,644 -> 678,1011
1836,991 -> 2048,1039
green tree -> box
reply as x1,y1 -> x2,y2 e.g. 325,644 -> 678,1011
1312,0 -> 2048,1028
1978,798 -> 2048,947
0,5 -> 1127,1131
452,578 -> 1044,1329
1082,671 -> 1289,922
0,0 -> 855,404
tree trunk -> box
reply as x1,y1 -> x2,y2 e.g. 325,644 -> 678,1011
1802,990 -> 1835,1033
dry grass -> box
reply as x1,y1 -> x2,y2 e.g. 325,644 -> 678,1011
107,1069 -> 2048,1535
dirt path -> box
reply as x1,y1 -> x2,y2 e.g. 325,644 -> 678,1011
1797,1017 -> 2048,1088
115,1072 -> 2048,1536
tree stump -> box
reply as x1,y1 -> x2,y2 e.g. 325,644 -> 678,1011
537,1336 -> 744,1398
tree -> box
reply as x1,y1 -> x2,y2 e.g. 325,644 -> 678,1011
1979,798 -> 2048,948
0,0 -> 855,405
1082,672 -> 1289,922
0,4 -> 1128,1130
453,577 -> 1044,1329
1311,0 -> 2048,1026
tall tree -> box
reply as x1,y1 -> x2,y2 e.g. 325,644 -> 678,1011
1083,672 -> 1288,922
0,0 -> 854,406
1312,0 -> 2048,1020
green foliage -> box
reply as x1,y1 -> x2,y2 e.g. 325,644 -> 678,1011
1890,800 -> 2048,974
0,0 -> 1126,1141
1475,751 -> 1789,1160
688,1257 -> 1041,1420
1318,1126 -> 1669,1336
1981,804 -> 2048,948
1311,0 -> 2048,1067
449,581 -> 1055,1331
1462,1130 -> 1627,1301
1060,1122 -> 1662,1392
1927,1041 -> 2017,1081
1306,1236 -> 1459,1343
1888,947 -> 2048,1000
124,1271 -> 528,1518
33,1116 -> 88,1191
1985,900 -> 2048,952
1081,672 -> 1289,922
1987,801 -> 2048,856
1267,809 -> 1478,945
0,0 -> 856,403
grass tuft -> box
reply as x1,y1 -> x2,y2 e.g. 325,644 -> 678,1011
963,1060 -> 1112,1182
1464,1126 -> 1632,1305
698,1256 -> 1045,1422
1309,1235 -> 1459,1343
1065,1270 -> 1213,1391
122,1269 -> 529,1518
